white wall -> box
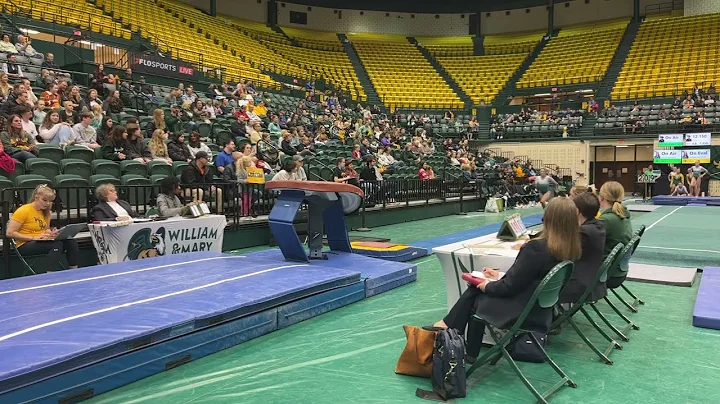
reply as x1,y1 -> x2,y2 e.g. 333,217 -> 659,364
481,5 -> 547,35
277,3 -> 469,36
553,0 -> 633,27
180,0 -> 268,22
684,0 -> 720,16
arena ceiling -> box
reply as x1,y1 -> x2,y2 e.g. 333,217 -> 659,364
280,0 -> 561,14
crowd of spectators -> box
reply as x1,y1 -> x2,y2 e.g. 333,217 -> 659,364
489,108 -> 585,139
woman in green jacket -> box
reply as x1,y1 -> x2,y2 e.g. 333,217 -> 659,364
597,181 -> 633,288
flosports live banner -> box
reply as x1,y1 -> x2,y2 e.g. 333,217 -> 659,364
88,215 -> 226,265
130,52 -> 195,79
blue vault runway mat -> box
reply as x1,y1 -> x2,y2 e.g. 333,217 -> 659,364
0,250 -> 415,403
693,267 -> 720,330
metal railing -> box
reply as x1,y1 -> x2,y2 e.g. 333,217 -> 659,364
610,80 -> 720,102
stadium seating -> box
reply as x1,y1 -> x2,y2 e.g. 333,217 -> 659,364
416,36 -> 473,57
517,19 -> 628,88
348,34 -> 462,109
436,54 -> 526,105
611,13 -> 720,100
281,27 -> 345,52
0,0 -> 131,39
484,30 -> 544,55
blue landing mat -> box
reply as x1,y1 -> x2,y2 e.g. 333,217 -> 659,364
351,244 -> 429,262
248,249 -> 418,297
0,252 -> 362,399
653,196 -> 720,206
693,267 -> 720,330
412,213 -> 545,251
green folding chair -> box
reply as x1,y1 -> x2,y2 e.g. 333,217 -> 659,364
466,261 -> 576,404
610,225 -> 647,312
550,243 -> 625,365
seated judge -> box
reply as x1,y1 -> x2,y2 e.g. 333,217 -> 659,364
559,192 -> 606,304
6,184 -> 79,271
91,183 -> 138,221
432,197 -> 581,361
156,176 -> 186,217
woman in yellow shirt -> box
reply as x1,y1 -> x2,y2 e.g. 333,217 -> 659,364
6,185 -> 79,271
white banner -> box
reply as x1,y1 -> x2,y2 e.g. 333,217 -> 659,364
88,215 -> 227,265
684,132 -> 712,146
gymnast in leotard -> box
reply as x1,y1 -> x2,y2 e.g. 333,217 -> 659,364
687,160 -> 708,197
668,167 -> 684,194
534,168 -> 559,208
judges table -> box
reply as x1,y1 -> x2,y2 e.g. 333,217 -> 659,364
433,233 -> 527,311
88,215 -> 227,265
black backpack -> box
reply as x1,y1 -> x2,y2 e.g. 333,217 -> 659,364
416,328 -> 467,401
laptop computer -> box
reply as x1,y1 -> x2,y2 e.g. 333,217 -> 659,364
51,223 -> 87,241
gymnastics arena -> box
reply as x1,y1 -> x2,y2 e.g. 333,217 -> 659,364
1,0 -> 720,402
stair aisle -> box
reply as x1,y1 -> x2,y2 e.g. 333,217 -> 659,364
595,21 -> 641,100
408,37 -> 472,109
492,37 -> 549,106
338,33 -> 382,108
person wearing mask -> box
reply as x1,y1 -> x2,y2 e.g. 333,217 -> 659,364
1,114 -> 37,162
101,125 -> 130,161
70,112 -> 100,149
215,139 -> 236,173
6,185 -> 79,271
156,176 -> 186,217
91,183 -> 137,221
432,197 -> 582,361
168,132 -> 193,162
148,129 -> 172,164
180,151 -> 222,212
125,124 -> 152,163
597,181 -> 633,288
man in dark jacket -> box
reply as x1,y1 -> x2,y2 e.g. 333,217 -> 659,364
559,192 -> 606,304
0,87 -> 27,118
125,124 -> 152,163
180,151 -> 223,213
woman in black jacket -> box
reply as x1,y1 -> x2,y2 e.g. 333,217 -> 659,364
101,125 -> 130,162
91,183 -> 137,221
167,132 -> 193,162
434,197 -> 582,359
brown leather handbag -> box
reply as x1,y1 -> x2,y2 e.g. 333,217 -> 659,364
395,325 -> 440,377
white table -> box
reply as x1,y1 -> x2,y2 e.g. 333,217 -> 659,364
433,233 -> 525,311
88,215 -> 227,264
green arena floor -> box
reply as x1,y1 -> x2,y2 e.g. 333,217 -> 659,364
88,206 -> 720,404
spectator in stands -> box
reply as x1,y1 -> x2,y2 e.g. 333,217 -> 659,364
91,183 -> 137,221
1,114 -> 37,162
215,139 -> 236,173
148,129 -> 172,164
0,34 -> 17,54
17,106 -> 38,142
168,132 -> 193,162
71,112 -> 100,149
433,197 -> 581,360
597,181 -> 633,287
247,122 -> 262,145
271,159 -> 298,181
163,88 -> 179,105
187,131 -> 212,161
157,176 -> 186,217
104,90 -> 124,114
181,85 -> 197,104
267,114 -> 281,136
96,115 -> 113,140
90,104 -> 103,129
2,54 -> 23,78
332,158 -> 354,185
181,151 -> 222,212
418,162 -> 431,181
59,101 -> 79,125
41,83 -> 60,109
41,53 -> 57,69
91,64 -> 108,95
7,185 -> 79,270
101,125 -> 131,162
19,78 -> 35,108
0,73 -> 9,102
683,95 -> 695,109
125,124 -> 152,163
39,110 -> 72,146
15,35 -> 41,60
63,86 -> 85,111
0,86 -> 28,118
254,101 -> 268,117
145,109 -> 167,138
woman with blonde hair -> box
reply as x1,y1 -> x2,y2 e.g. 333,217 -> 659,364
597,181 -> 633,286
6,185 -> 79,271
433,197 -> 582,360
148,129 -> 172,164
0,73 -> 10,102
145,108 -> 167,138
235,156 -> 254,216
688,160 -> 708,197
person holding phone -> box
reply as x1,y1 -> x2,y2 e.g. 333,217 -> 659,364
6,184 -> 79,271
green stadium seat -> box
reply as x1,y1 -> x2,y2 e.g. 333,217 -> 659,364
150,174 -> 168,184
147,160 -> 173,177
0,177 -> 13,204
26,159 -> 60,180
89,174 -> 121,187
36,145 -> 65,164
121,175 -> 152,206
54,175 -> 90,209
65,146 -> 95,164
92,160 -> 122,177
3,163 -> 25,184
173,161 -> 189,176
120,160 -> 148,177
14,174 -> 53,203
197,123 -> 212,139
60,159 -> 92,178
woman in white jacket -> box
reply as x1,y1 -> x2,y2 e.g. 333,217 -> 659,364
38,110 -> 73,146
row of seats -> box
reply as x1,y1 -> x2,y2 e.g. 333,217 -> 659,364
612,13 -> 720,100
436,54 -> 526,105
517,19 -> 628,88
279,27 -> 345,52
483,30 -> 544,55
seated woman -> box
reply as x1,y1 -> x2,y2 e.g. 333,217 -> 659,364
272,159 -> 298,181
6,185 -> 79,271
597,181 -> 633,288
433,198 -> 582,360
559,192 -> 606,304
156,176 -> 186,217
91,183 -> 138,221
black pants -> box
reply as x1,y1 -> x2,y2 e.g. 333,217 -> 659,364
17,239 -> 80,270
443,287 -> 487,357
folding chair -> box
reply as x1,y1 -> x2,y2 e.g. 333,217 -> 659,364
550,243 -> 625,365
610,225 -> 646,312
5,221 -> 67,276
466,261 -> 576,404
